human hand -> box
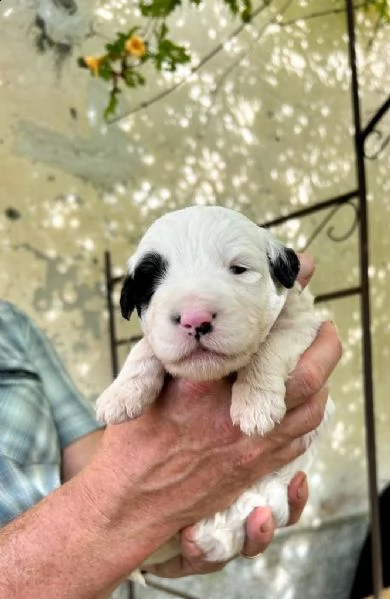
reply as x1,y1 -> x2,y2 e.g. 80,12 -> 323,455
286,253 -> 341,410
88,253 -> 341,579
143,471 -> 308,577
141,253 -> 341,578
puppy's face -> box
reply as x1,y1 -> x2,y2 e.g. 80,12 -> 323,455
120,206 -> 299,380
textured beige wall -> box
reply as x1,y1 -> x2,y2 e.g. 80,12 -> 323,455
1,0 -> 390,526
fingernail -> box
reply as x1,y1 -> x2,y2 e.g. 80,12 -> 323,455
297,254 -> 315,280
297,474 -> 307,499
330,320 -> 340,335
260,514 -> 273,534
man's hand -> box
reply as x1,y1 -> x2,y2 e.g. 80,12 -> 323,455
143,253 -> 341,578
143,472 -> 308,577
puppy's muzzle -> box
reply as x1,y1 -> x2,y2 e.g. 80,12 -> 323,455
171,310 -> 216,340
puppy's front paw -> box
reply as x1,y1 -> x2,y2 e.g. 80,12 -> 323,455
193,520 -> 245,562
230,383 -> 286,436
95,383 -> 148,425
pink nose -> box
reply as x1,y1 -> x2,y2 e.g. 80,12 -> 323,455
180,310 -> 214,330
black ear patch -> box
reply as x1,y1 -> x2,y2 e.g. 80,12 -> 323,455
268,247 -> 300,289
120,251 -> 168,320
120,275 -> 136,320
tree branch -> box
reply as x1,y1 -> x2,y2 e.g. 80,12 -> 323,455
196,0 -> 293,137
107,0 -> 373,124
107,0 -> 273,123
279,1 -> 365,27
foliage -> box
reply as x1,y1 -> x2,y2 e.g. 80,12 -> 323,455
364,0 -> 390,21
78,0 -> 390,120
79,0 -> 253,119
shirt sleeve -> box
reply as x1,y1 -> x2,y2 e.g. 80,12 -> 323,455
22,313 -> 104,449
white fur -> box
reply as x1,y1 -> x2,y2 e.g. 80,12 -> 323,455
95,205 -> 334,574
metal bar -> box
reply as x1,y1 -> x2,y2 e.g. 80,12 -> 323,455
260,189 -> 358,229
110,274 -> 125,286
104,251 -> 120,379
104,253 -> 132,598
314,286 -> 361,304
345,2 -> 383,598
115,336 -> 142,347
362,95 -> 390,142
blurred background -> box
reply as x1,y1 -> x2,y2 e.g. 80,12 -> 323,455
1,0 -> 389,597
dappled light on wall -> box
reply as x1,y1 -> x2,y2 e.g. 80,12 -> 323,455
1,2 -> 390,596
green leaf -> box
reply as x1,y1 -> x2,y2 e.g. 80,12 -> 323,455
104,92 -> 120,120
105,34 -> 128,58
222,0 -> 253,22
139,0 -> 182,17
156,21 -> 169,40
98,60 -> 112,81
123,68 -> 146,87
364,0 -> 390,21
242,0 -> 252,22
223,0 -> 239,15
154,39 -> 191,71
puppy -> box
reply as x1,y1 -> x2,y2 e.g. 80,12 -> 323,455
96,205 -> 334,574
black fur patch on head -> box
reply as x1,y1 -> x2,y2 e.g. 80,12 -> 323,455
268,247 -> 300,289
120,275 -> 135,320
120,251 -> 168,320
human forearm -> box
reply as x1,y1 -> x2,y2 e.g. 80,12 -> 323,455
0,317 -> 340,596
61,429 -> 104,482
0,420 -> 181,599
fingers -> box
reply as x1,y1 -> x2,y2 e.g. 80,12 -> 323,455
241,507 -> 275,557
142,555 -> 188,578
285,321 -> 342,409
287,472 -> 308,525
145,485 -> 307,579
273,386 -> 329,444
297,254 -> 315,289
143,528 -> 226,578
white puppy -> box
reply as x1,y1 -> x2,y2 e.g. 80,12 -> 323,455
96,205 -> 334,573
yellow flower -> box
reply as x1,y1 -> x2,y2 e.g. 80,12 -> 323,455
83,56 -> 101,76
125,35 -> 146,58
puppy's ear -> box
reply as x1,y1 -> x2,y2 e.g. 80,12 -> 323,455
267,241 -> 300,289
120,274 -> 136,320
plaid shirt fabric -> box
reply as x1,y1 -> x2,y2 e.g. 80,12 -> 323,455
0,301 -> 102,526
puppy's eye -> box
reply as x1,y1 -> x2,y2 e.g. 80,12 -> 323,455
229,265 -> 248,275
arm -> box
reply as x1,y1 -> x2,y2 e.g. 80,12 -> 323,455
0,418 -> 180,599
0,364 -> 335,599
20,311 -> 105,482
25,314 -> 103,450
61,429 -> 104,482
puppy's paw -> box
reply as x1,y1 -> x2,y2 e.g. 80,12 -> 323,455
193,520 -> 245,562
95,383 -> 148,425
128,568 -> 146,586
256,476 -> 290,527
95,394 -> 128,425
231,384 -> 286,436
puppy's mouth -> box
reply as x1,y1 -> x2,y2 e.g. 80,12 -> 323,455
179,344 -> 235,362
165,341 -> 248,380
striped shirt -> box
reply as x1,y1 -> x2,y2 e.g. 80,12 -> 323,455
0,301 -> 102,525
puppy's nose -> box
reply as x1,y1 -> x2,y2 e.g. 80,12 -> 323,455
179,310 -> 215,335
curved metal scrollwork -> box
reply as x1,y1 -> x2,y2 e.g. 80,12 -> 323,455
303,198 -> 359,251
364,128 -> 390,160
327,199 -> 359,242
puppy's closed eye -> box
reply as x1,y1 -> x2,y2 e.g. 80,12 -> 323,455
229,265 -> 248,275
